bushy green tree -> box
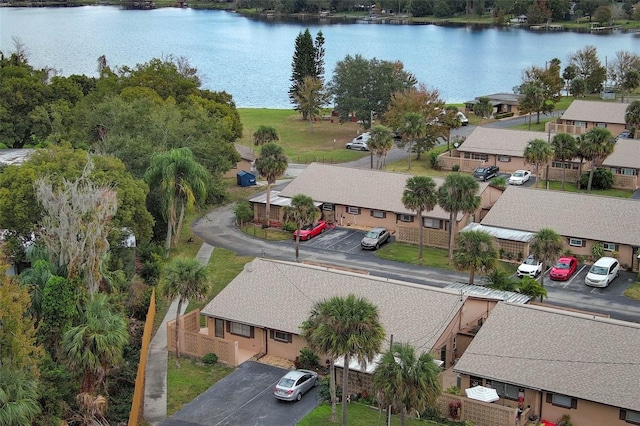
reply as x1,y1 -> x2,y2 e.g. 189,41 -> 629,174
289,29 -> 325,118
568,45 -> 607,93
454,230 -> 498,285
253,125 -> 279,146
329,54 -> 416,129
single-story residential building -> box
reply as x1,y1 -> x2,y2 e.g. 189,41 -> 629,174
250,163 -> 503,249
223,143 -> 256,179
480,186 -> 640,270
190,258 -> 507,372
546,99 -> 630,136
602,138 -> 640,190
454,302 -> 640,426
438,128 -> 584,183
464,93 -> 522,116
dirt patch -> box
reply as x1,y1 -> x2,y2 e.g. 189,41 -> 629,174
257,355 -> 295,370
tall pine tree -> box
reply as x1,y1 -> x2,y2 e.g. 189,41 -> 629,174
289,28 -> 325,118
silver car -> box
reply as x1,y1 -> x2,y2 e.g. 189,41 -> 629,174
361,227 -> 391,250
273,369 -> 318,401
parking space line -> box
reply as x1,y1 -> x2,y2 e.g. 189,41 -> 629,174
214,379 -> 281,426
563,265 -> 587,289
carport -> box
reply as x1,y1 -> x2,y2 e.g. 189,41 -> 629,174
460,223 -> 535,262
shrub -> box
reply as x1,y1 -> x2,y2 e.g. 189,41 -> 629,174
445,385 -> 461,395
429,151 -> 441,170
317,375 -> 341,403
233,201 -> 254,225
494,111 -> 515,119
296,347 -> 320,370
452,164 -> 460,171
591,242 -> 604,260
281,222 -> 297,232
579,168 -> 613,190
203,353 -> 218,364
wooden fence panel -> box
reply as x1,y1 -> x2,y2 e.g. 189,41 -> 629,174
129,288 -> 156,426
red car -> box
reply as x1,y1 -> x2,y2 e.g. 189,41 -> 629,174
293,220 -> 327,241
549,256 -> 578,281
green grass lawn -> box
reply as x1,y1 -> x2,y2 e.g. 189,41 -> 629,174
297,402 -> 441,426
376,242 -> 454,270
623,280 -> 640,301
239,223 -> 293,241
238,108 -> 369,163
166,355 -> 234,416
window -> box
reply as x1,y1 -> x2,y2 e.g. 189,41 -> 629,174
603,242 -> 617,252
622,168 -> 638,176
498,156 -> 511,162
399,214 -> 414,223
487,381 -> 520,400
371,210 -> 386,219
322,203 -> 334,211
347,206 -> 360,215
547,393 -> 577,409
596,122 -> 607,128
471,153 -> 488,161
621,409 -> 640,424
228,322 -> 254,338
215,318 -> 224,338
423,218 -> 442,229
270,330 -> 292,343
574,121 -> 586,127
470,376 -> 483,387
569,238 -> 584,247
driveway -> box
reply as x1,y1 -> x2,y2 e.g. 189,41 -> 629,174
159,361 -> 318,426
295,226 -> 393,255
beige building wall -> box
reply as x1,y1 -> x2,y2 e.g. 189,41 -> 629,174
541,393 -> 630,426
223,158 -> 253,179
267,333 -> 306,361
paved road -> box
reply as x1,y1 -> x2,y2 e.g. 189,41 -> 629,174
193,199 -> 640,323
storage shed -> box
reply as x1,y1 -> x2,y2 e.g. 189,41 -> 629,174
237,170 -> 256,187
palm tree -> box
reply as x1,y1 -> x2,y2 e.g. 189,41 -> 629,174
485,269 -> 519,292
437,174 -> 481,262
523,138 -> 554,188
161,257 -> 210,363
368,125 -> 394,170
580,127 -> 615,192
300,295 -> 385,426
551,133 -> 578,190
439,106 -> 462,155
18,244 -> 55,326
254,142 -> 289,226
625,100 -> 640,137
283,194 -> 319,262
61,293 -> 129,394
454,230 -> 498,285
399,112 -> 426,170
0,367 -> 41,425
144,147 -> 209,256
372,342 -> 441,426
529,228 -> 563,296
518,276 -> 548,300
401,176 -> 438,261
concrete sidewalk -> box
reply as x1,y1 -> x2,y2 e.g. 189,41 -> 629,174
143,243 -> 216,425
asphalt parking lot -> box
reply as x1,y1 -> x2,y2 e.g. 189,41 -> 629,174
539,264 -> 636,296
160,361 -> 318,426
294,226 -> 393,255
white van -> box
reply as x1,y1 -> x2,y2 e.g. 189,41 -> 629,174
585,257 -> 620,287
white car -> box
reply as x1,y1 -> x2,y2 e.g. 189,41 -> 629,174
585,257 -> 620,288
457,111 -> 469,126
517,255 -> 543,278
346,133 -> 371,151
508,170 -> 531,185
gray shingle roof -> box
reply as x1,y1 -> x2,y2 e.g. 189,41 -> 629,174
458,127 -> 550,157
234,143 -> 255,161
480,186 -> 640,246
278,163 -> 489,220
602,138 -> 640,169
560,100 -> 628,124
201,258 -> 465,349
454,303 -> 640,411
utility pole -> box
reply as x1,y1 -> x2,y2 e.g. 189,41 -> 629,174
386,334 -> 394,426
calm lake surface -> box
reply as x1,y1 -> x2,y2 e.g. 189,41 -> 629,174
1,6 -> 639,107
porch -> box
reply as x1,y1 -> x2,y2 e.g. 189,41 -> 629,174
167,309 -> 259,366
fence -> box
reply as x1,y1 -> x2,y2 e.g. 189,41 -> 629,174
128,288 -> 156,426
436,393 -> 518,426
167,309 -> 240,366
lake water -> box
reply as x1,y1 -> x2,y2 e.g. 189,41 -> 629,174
1,6 -> 639,108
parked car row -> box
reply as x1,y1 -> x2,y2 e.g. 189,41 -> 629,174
345,132 -> 370,151
517,255 -> 620,287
